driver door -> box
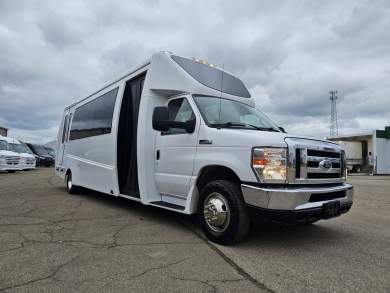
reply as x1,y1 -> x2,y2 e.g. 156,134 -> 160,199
155,96 -> 199,198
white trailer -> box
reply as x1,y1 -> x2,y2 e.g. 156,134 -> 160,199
328,127 -> 390,175
56,52 -> 353,244
339,141 -> 363,172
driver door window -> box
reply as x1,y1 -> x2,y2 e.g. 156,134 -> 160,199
164,98 -> 195,135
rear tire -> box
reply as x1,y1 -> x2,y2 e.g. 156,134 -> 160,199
198,180 -> 250,245
66,171 -> 79,194
7,170 -> 16,173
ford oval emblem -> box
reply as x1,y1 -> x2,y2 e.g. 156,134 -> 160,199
319,159 -> 332,169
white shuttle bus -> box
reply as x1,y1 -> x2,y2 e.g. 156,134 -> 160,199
0,135 -> 21,173
56,52 -> 353,244
5,137 -> 36,170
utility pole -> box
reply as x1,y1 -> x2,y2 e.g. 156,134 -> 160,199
329,90 -> 339,136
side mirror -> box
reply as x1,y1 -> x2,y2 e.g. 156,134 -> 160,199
152,107 -> 170,132
152,107 -> 196,133
278,126 -> 286,133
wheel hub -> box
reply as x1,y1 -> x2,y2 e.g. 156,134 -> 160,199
203,193 -> 230,232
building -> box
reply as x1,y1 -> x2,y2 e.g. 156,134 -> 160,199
0,126 -> 8,137
327,126 -> 390,175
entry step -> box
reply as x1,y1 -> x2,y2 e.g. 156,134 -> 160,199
150,201 -> 185,211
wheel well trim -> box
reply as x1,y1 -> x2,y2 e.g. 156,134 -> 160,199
185,165 -> 242,214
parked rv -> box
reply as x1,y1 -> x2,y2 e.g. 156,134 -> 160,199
5,137 -> 36,170
0,135 -> 21,173
56,52 -> 353,244
26,143 -> 54,167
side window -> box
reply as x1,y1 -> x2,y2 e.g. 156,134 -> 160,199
164,98 -> 195,135
94,89 -> 117,134
69,87 -> 118,141
65,113 -> 72,142
61,115 -> 69,143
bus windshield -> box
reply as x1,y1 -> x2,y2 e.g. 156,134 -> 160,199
0,140 -> 7,151
9,143 -> 29,154
31,144 -> 49,156
193,96 -> 280,132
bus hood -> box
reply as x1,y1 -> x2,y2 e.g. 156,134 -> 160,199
203,128 -> 339,149
18,153 -> 35,158
0,150 -> 20,157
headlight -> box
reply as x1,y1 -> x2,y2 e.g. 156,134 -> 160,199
252,147 -> 287,183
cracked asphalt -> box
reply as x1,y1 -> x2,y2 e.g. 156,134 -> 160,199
0,169 -> 389,292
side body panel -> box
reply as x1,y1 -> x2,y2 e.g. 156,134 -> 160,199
60,82 -> 124,195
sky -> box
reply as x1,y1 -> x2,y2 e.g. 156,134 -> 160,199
0,0 -> 389,143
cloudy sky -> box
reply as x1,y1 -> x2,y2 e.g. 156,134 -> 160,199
0,0 -> 389,143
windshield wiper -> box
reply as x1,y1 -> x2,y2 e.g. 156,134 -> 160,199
215,122 -> 279,132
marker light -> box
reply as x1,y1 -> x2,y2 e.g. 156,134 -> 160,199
192,58 -> 216,68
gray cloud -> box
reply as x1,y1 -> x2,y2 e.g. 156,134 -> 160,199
0,0 -> 389,143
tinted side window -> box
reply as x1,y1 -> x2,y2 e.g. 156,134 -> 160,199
61,115 -> 69,143
65,113 -> 72,142
171,55 -> 251,98
69,87 -> 118,140
94,89 -> 117,134
164,98 -> 195,135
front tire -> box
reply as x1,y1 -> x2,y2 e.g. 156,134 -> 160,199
198,180 -> 250,245
66,171 -> 79,194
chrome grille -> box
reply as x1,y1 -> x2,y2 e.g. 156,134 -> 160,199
305,149 -> 341,179
286,137 -> 346,184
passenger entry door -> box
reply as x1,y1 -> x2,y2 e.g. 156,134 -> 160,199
155,97 -> 199,198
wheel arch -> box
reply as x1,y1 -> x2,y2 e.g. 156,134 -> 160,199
196,165 -> 242,192
186,165 -> 242,214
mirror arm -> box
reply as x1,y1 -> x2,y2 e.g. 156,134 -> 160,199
160,120 -> 196,133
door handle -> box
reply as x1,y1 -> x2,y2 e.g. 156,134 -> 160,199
199,139 -> 212,145
156,149 -> 160,160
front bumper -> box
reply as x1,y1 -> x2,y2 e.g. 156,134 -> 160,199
241,183 -> 353,221
0,164 -> 21,171
20,163 -> 36,170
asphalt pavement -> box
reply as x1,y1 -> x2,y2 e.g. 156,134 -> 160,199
0,169 -> 389,292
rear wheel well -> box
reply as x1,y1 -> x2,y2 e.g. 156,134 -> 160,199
65,169 -> 71,181
196,165 -> 241,192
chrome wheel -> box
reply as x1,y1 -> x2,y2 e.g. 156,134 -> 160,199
203,192 -> 230,232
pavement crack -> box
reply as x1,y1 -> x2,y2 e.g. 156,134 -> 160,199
180,221 -> 275,293
128,257 -> 191,280
0,253 -> 84,292
99,257 -> 192,285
